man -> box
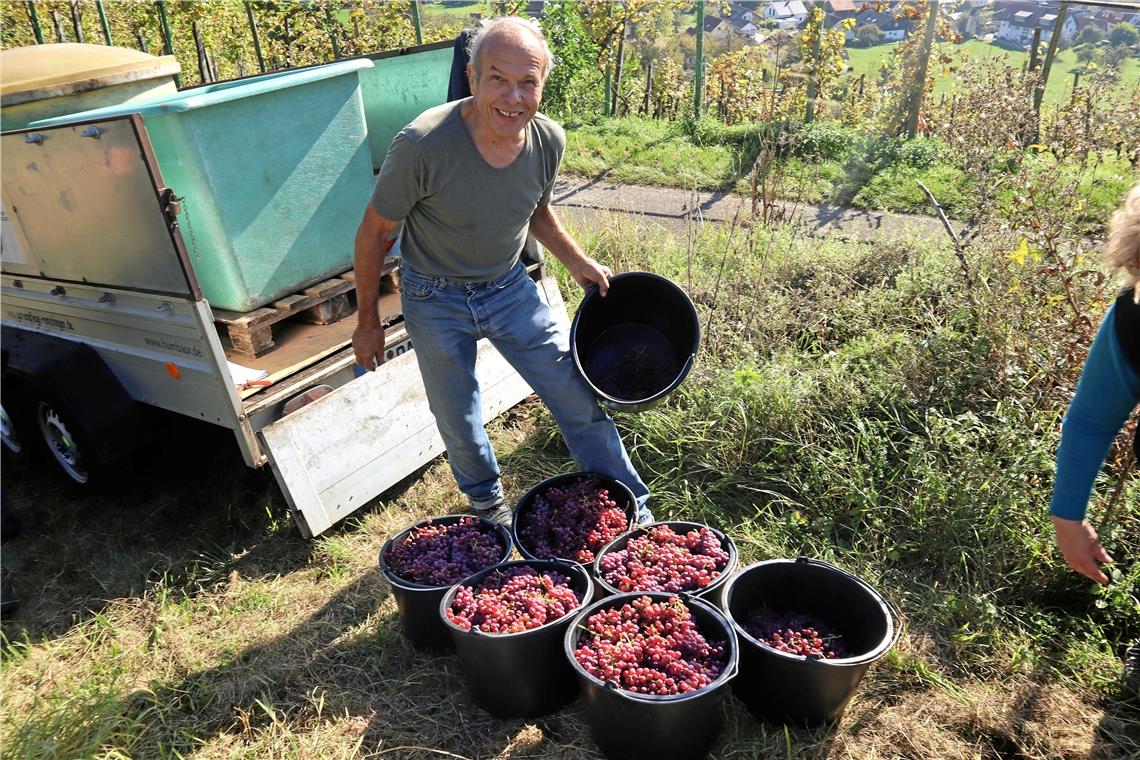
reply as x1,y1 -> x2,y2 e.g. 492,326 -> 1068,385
352,16 -> 651,527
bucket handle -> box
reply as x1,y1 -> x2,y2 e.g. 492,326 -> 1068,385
794,556 -> 905,650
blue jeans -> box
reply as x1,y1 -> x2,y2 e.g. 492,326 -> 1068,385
399,261 -> 650,513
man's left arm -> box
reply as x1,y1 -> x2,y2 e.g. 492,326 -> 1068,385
529,203 -> 612,296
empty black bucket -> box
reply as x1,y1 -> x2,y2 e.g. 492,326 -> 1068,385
379,514 -> 512,652
564,592 -> 739,760
724,557 -> 896,727
439,559 -> 594,718
512,472 -> 637,566
571,272 -> 700,413
591,521 -> 739,609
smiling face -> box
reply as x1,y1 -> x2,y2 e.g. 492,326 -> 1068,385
466,29 -> 546,142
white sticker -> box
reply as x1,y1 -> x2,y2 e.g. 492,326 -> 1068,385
1,202 -> 29,265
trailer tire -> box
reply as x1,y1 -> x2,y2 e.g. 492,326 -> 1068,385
1,402 -> 24,458
33,394 -> 100,488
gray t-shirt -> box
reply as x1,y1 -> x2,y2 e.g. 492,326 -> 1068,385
369,100 -> 564,281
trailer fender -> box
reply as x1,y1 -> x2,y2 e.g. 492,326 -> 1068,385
1,326 -> 147,465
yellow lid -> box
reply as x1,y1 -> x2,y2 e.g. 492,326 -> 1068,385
0,43 -> 180,106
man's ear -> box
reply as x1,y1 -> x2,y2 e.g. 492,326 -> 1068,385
466,62 -> 477,90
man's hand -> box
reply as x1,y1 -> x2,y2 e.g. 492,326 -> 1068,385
569,256 -> 613,296
352,324 -> 386,371
1051,515 -> 1113,584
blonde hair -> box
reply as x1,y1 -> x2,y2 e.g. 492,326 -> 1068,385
1106,183 -> 1140,302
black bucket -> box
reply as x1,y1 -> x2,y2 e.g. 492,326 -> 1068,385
724,557 -> 896,727
512,472 -> 637,566
571,272 -> 700,413
591,521 -> 739,609
439,559 -> 594,718
379,514 -> 512,652
564,592 -> 739,760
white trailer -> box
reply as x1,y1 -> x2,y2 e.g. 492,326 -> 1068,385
0,113 -> 564,537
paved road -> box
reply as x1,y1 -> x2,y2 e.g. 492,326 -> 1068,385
552,177 -> 949,243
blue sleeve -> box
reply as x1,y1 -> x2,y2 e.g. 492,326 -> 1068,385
1050,304 -> 1140,520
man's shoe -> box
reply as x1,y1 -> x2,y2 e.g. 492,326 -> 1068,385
473,502 -> 514,528
636,505 -> 655,525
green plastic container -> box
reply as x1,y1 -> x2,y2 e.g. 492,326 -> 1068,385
358,43 -> 452,170
31,59 -> 374,313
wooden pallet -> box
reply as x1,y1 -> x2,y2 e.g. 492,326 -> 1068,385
214,267 -> 399,358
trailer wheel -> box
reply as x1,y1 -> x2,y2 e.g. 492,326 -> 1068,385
1,402 -> 23,457
35,398 -> 92,486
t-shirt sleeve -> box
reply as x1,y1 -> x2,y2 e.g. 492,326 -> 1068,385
537,120 -> 565,207
369,130 -> 427,221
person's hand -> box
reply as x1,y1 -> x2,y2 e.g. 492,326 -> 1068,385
352,324 -> 386,371
1051,515 -> 1113,584
570,257 -> 612,296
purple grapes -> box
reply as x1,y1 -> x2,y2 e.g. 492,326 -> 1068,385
518,477 -> 629,563
383,517 -> 505,587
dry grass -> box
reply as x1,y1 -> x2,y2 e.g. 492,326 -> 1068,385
0,402 -> 1129,760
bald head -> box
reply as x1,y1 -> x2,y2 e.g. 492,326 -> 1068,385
467,16 -> 555,80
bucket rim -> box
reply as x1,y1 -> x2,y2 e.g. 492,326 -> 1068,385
563,590 -> 740,704
512,472 -> 637,563
591,520 -> 739,597
570,271 -> 700,412
379,513 -> 513,591
438,558 -> 595,639
723,558 -> 895,666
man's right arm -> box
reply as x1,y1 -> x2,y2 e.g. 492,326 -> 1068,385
352,205 -> 401,370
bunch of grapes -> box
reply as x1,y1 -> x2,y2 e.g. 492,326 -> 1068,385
573,595 -> 728,696
741,607 -> 848,659
446,566 -> 581,633
598,524 -> 730,593
518,477 -> 629,563
383,517 -> 504,587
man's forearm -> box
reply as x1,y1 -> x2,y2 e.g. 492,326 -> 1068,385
529,203 -> 587,270
354,208 -> 399,329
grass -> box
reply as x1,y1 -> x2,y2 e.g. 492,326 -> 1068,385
561,115 -> 1139,224
843,39 -> 1140,110
3,208 -> 1138,758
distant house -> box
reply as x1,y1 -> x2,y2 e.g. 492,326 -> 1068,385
764,1 -> 809,29
995,6 -> 1062,48
850,6 -> 914,41
824,0 -> 858,25
703,14 -> 729,40
728,2 -> 755,25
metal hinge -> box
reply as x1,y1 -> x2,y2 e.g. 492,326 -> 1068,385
158,187 -> 182,227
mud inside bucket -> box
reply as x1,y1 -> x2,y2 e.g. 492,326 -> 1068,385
379,514 -> 512,652
724,557 -> 895,727
440,559 -> 594,718
563,592 -> 739,760
571,272 -> 700,413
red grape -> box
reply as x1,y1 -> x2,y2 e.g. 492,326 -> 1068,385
446,566 -> 581,633
599,524 -> 729,593
741,607 -> 848,659
574,595 -> 728,696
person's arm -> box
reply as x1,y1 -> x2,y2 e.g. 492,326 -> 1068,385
528,202 -> 612,295
1050,304 -> 1140,583
351,206 -> 401,370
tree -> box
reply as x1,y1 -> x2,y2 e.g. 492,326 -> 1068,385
853,23 -> 884,48
1075,25 -> 1104,47
1108,22 -> 1138,49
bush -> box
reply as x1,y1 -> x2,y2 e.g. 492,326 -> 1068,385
785,122 -> 865,161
